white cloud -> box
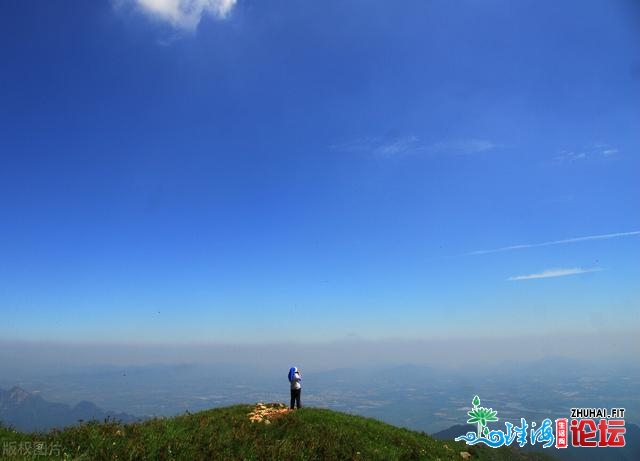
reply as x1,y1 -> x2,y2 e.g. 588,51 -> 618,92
429,139 -> 497,155
330,135 -> 423,158
554,150 -> 587,163
469,230 -> 640,256
374,135 -> 421,157
592,143 -> 619,156
127,0 -> 237,30
554,144 -> 620,163
330,136 -> 498,158
508,267 -> 603,281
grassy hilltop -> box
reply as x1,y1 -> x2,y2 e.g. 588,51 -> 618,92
0,403 -> 558,460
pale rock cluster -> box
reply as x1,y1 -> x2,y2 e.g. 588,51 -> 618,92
247,403 -> 291,424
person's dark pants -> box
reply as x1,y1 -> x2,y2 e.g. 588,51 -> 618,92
290,389 -> 301,409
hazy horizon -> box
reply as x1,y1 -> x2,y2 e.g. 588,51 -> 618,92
2,330 -> 638,378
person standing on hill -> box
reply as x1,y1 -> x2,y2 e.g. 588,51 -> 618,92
288,366 -> 302,409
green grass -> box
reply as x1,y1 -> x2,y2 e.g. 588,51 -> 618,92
0,404 -> 558,460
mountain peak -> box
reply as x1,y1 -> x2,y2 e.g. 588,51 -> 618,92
1,386 -> 139,432
7,386 -> 31,404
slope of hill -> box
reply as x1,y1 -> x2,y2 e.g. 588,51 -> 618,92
432,424 -> 477,440
0,403 -> 558,460
0,386 -> 139,432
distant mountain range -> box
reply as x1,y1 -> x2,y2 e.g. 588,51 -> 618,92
0,386 -> 140,432
432,422 -> 640,461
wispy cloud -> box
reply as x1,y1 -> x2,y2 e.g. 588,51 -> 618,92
553,144 -> 619,163
470,231 -> 640,256
593,143 -> 620,157
122,0 -> 237,30
374,136 -> 422,157
331,136 -> 498,158
428,139 -> 497,155
508,267 -> 603,281
553,150 -> 587,163
330,135 -> 423,158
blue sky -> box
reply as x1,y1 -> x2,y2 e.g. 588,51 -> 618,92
1,0 -> 638,351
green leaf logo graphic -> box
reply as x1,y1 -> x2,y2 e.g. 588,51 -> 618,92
466,396 -> 499,438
